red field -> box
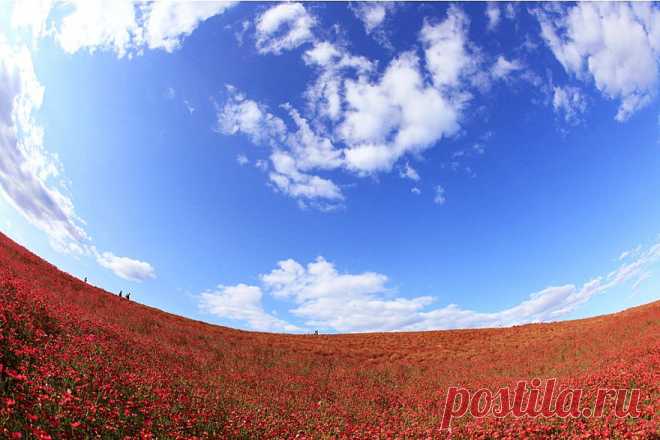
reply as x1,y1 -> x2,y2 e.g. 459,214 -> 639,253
0,232 -> 658,439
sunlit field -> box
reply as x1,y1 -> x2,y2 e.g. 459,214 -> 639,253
2,1 -> 660,438
1,232 -> 657,439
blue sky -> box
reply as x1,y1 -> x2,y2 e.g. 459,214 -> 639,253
1,1 -> 659,333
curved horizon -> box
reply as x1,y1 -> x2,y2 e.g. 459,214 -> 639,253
1,2 -> 659,334
1,230 -> 658,336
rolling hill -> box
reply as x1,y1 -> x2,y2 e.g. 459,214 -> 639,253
0,232 -> 657,439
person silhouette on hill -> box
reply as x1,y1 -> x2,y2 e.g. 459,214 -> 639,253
84,277 -> 87,283
119,291 -> 123,298
126,292 -> 131,301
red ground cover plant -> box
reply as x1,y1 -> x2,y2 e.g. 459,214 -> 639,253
0,232 -> 657,439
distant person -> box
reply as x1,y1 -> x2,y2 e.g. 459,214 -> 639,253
314,330 -> 318,336
84,277 -> 87,283
126,292 -> 131,301
119,291 -> 123,298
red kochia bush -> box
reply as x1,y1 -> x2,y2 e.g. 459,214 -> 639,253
0,273 -> 228,439
0,232 -> 658,439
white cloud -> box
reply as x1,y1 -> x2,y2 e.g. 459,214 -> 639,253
183,99 -> 195,115
282,105 -> 343,171
303,40 -> 342,67
142,1 -> 235,52
303,41 -> 373,121
605,242 -> 660,288
262,257 -> 387,300
340,52 -> 463,174
216,87 -> 287,146
0,39 -> 156,279
485,2 -> 501,31
434,185 -> 446,205
259,256 -> 431,332
351,2 -> 393,35
413,284 -> 583,330
631,272 -> 651,291
552,85 -> 587,125
491,56 -> 523,80
350,2 -> 398,47
202,240 -> 660,333
269,150 -> 343,202
619,245 -> 642,261
505,3 -> 517,20
536,3 -> 660,121
255,3 -> 316,55
95,250 -> 156,282
56,0 -> 140,57
255,159 -> 268,171
220,7 -> 479,207
419,6 -> 477,89
0,39 -> 88,254
293,294 -> 431,333
486,2 -> 519,32
236,154 -> 248,166
303,41 -> 373,73
199,283 -> 299,332
400,163 -> 420,181
11,0 -> 55,42
12,0 -> 236,57
217,88 -> 344,204
233,20 -> 251,46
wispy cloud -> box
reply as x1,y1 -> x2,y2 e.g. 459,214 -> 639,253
535,3 -> 660,121
200,240 -> 660,333
12,0 -> 237,57
485,2 -> 501,32
254,3 -> 316,55
491,56 -> 523,81
236,154 -> 249,166
400,163 -> 420,181
219,6 -> 481,209
434,185 -> 446,205
552,85 -> 587,125
350,2 -> 398,48
199,283 -> 300,332
95,250 -> 156,282
0,39 -> 155,281
0,40 -> 88,254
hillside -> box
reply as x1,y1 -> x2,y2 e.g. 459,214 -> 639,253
0,232 -> 657,439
